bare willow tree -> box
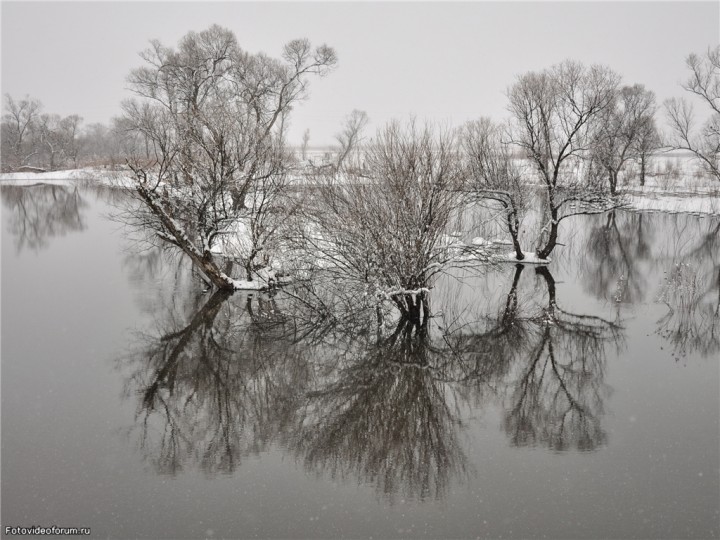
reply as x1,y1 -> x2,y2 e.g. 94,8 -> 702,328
305,120 -> 471,321
461,117 -> 528,260
665,46 -> 720,181
507,60 -> 621,259
121,25 -> 337,290
594,84 -> 657,194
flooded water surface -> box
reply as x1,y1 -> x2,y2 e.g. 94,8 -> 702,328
2,184 -> 719,539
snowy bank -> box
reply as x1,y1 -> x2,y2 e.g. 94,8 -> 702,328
0,168 -> 136,188
625,192 -> 720,216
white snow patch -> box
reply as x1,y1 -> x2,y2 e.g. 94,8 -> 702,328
471,237 -> 489,246
230,267 -> 288,290
625,193 -> 720,216
0,168 -> 136,188
497,251 -> 551,264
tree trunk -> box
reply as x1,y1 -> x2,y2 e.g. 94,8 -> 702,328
609,169 -> 618,196
537,203 -> 558,260
135,183 -> 236,290
508,210 -> 525,261
640,155 -> 646,187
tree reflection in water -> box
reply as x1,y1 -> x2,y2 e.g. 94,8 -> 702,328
582,211 -> 719,359
502,267 -> 623,452
583,210 -> 655,305
656,219 -> 720,360
124,289 -> 313,476
1,184 -> 87,252
121,263 -> 625,497
292,313 -> 472,503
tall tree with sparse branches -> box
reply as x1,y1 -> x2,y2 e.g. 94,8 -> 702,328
594,84 -> 657,194
507,60 -> 621,259
461,117 -> 528,260
121,25 -> 337,290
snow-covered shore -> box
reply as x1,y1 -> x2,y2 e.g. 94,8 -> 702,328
625,191 -> 720,216
621,174 -> 720,216
0,168 -> 134,187
3,166 -> 719,218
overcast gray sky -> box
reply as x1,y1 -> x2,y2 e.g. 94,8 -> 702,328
2,1 -> 718,145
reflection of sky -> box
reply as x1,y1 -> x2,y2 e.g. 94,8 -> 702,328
2,189 -> 718,539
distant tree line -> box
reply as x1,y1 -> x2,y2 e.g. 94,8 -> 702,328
0,95 -> 155,172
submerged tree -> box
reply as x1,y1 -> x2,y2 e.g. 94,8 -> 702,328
665,46 -> 720,181
121,25 -> 337,290
508,60 -> 622,259
461,117 -> 528,260
305,120 -> 475,321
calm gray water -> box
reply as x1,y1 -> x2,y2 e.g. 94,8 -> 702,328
2,184 -> 719,539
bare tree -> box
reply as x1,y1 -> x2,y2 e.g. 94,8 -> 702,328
665,46 -> 720,181
507,60 -> 621,259
461,117 -> 528,260
635,116 -> 662,186
304,120 -> 473,321
300,128 -> 310,161
1,94 -> 42,171
37,113 -> 84,170
334,109 -> 369,171
38,114 -> 64,171
594,84 -> 657,194
121,25 -> 337,290
62,114 -> 84,167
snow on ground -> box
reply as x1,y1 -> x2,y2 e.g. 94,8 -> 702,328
0,168 -> 136,188
496,251 -> 551,264
622,174 -> 720,216
624,192 -> 720,216
617,154 -> 720,216
0,169 -> 94,182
